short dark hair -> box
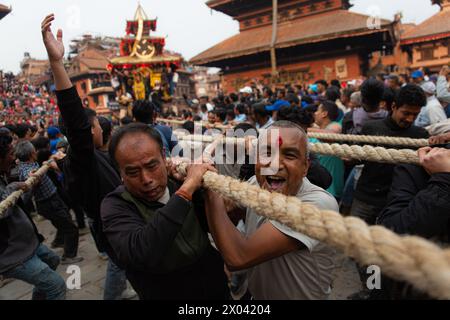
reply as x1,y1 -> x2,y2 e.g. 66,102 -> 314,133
360,78 -> 385,112
286,93 -> 300,105
32,136 -> 50,150
325,86 -> 340,102
214,109 -> 227,122
302,95 -> 314,105
315,80 -> 328,88
395,84 -> 427,109
382,87 -> 397,112
84,108 -> 97,126
320,100 -> 339,121
120,116 -> 133,126
229,93 -> 238,102
263,87 -> 273,97
0,132 -> 13,159
342,87 -> 355,100
132,100 -> 156,124
252,103 -> 269,118
182,121 -> 195,134
235,104 -> 245,114
109,123 -> 163,168
277,106 -> 314,129
98,116 -> 112,146
388,75 -> 399,84
15,124 -> 31,139
330,79 -> 341,89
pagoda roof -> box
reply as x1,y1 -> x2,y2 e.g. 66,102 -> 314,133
191,9 -> 392,65
0,3 -> 11,20
401,6 -> 450,45
206,0 -> 352,17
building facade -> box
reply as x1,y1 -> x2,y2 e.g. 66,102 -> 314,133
400,0 -> 450,73
19,53 -> 49,85
191,0 -> 398,92
67,46 -> 115,114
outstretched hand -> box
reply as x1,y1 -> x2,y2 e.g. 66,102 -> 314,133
41,14 -> 65,63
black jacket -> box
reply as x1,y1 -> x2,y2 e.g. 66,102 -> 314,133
377,165 -> 450,241
372,165 -> 450,300
354,116 -> 429,208
55,87 -> 121,255
0,179 -> 42,273
100,180 -> 229,300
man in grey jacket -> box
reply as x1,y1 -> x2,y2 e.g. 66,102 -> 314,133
0,129 -> 66,300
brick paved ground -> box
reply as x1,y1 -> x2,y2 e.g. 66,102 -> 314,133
0,216 -> 362,300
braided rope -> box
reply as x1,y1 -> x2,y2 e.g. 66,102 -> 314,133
176,163 -> 450,299
176,135 -> 420,165
308,132 -> 429,148
309,143 -> 420,165
0,164 -> 50,218
162,118 -> 430,147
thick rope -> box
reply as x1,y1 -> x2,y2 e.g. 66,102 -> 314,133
0,164 -> 50,218
308,132 -> 429,148
176,135 -> 420,165
161,118 -> 430,147
175,162 -> 450,299
309,143 -> 420,165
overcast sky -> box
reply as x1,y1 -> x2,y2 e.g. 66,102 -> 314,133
0,0 -> 441,73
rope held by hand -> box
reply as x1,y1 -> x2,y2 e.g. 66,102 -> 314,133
176,162 -> 450,299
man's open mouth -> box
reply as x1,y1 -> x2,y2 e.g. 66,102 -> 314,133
265,175 -> 286,191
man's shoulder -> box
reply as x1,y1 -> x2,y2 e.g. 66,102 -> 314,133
298,179 -> 339,212
408,125 -> 429,138
361,119 -> 385,133
102,185 -> 127,206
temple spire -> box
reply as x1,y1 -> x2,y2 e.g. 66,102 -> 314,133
134,2 -> 148,20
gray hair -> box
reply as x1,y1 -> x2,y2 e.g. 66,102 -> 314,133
270,120 -> 310,159
15,141 -> 36,162
350,91 -> 362,107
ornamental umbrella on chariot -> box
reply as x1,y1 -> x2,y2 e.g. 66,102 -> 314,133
108,4 -> 182,118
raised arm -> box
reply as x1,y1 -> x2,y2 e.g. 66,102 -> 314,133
41,14 -> 94,169
41,14 -> 71,91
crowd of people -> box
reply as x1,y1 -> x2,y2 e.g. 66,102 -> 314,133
0,14 -> 450,301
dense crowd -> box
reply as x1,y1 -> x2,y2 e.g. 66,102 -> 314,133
0,14 -> 449,301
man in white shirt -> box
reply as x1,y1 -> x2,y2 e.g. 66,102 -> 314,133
249,103 -> 274,130
415,81 -> 446,128
437,66 -> 450,104
204,120 -> 338,299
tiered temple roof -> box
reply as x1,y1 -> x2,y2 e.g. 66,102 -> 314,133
191,0 -> 394,66
401,0 -> 450,45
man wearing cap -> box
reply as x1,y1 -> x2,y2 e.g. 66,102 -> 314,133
47,126 -> 64,155
239,86 -> 253,103
415,81 -> 447,128
411,70 -> 425,86
266,100 -> 290,121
